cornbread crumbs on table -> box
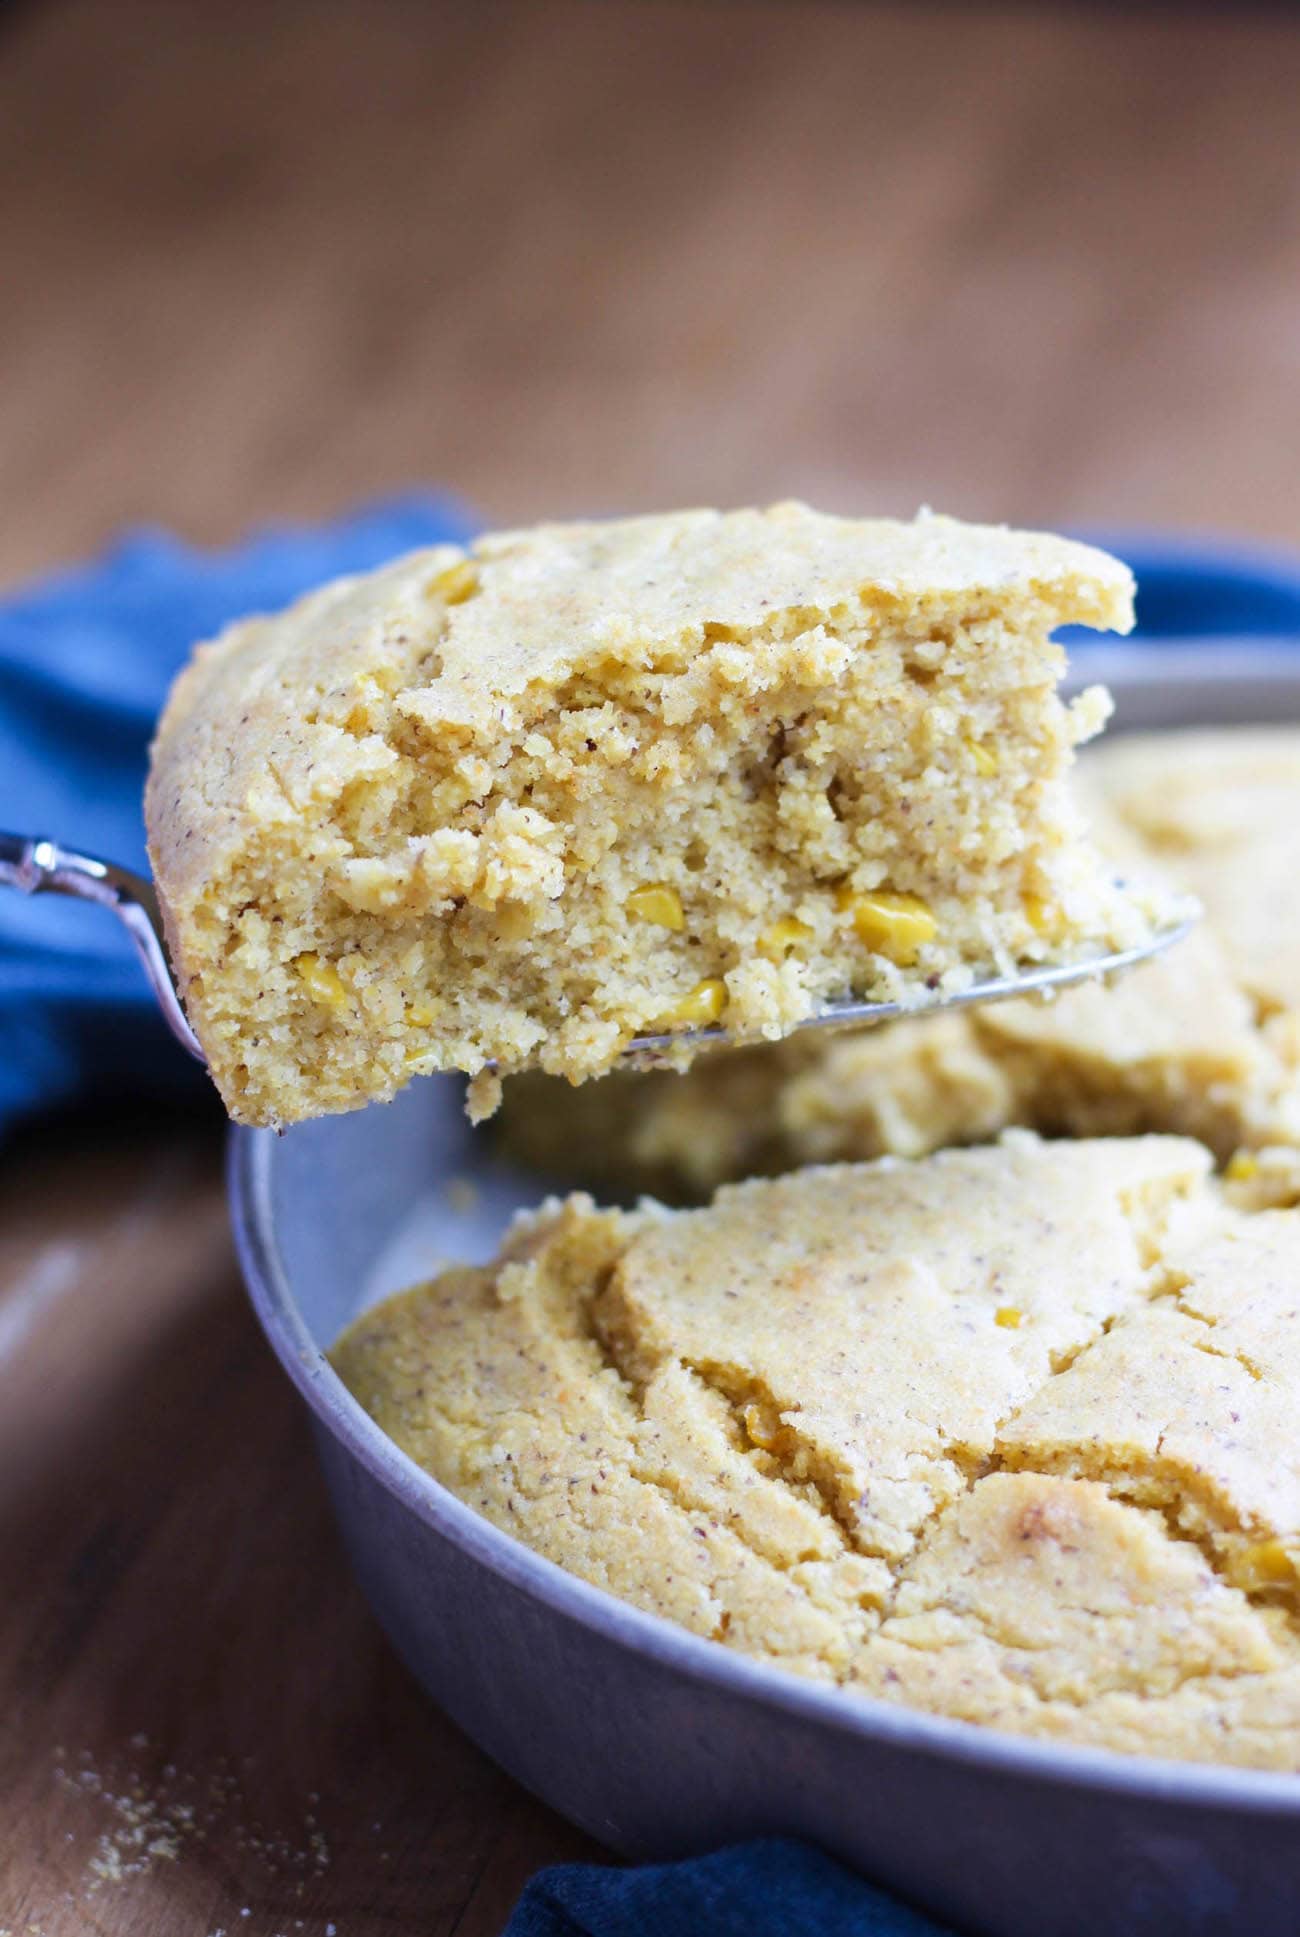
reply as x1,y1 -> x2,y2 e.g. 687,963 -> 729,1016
145,503 -> 1167,1128
333,1133 -> 1300,1771
499,725 -> 1300,1197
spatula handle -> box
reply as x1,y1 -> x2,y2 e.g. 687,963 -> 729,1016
0,832 -> 204,1062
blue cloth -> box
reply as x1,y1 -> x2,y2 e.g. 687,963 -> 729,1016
1097,532 -> 1300,639
0,496 -> 474,1133
506,1838 -> 955,1936
1,516 -> 1298,1143
1063,531 -> 1300,647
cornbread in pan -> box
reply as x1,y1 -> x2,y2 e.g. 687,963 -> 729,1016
145,504 -> 1157,1128
499,726 -> 1300,1195
334,1134 -> 1300,1770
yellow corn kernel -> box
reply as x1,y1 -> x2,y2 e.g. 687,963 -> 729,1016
407,1001 -> 438,1027
1225,1151 -> 1259,1182
1024,894 -> 1059,938
966,738 -> 999,777
344,671 -> 383,734
743,1401 -> 789,1454
496,903 -> 541,942
840,889 -> 937,966
1232,1539 -> 1297,1591
294,952 -> 348,1012
428,559 -> 479,606
758,916 -> 813,959
995,1306 -> 1023,1330
658,977 -> 727,1028
626,883 -> 685,931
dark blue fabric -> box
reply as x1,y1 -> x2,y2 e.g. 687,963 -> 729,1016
1107,534 -> 1300,639
1058,533 -> 1300,650
1,514 -> 1298,1140
0,496 -> 473,1133
506,1837 -> 957,1937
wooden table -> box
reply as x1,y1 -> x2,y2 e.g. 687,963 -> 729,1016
2,2 -> 1299,1931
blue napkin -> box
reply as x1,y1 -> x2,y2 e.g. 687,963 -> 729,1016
1,515 -> 1298,1145
1084,531 -> 1300,640
0,495 -> 472,1133
507,1837 -> 955,1936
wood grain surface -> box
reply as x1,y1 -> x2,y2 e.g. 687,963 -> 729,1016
2,1 -> 1299,1932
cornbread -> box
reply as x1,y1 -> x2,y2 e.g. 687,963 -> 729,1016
334,1135 -> 1300,1770
500,726 -> 1300,1194
145,504 -> 1158,1128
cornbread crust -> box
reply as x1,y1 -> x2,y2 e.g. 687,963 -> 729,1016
145,505 -> 1151,1127
499,727 -> 1300,1194
334,1135 -> 1300,1769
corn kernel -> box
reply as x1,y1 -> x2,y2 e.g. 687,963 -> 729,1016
743,1401 -> 789,1454
294,952 -> 348,1012
840,889 -> 937,966
407,1002 -> 438,1027
995,1306 -> 1023,1330
1024,895 -> 1059,938
759,916 -> 814,958
658,977 -> 727,1028
1225,1151 -> 1259,1182
626,883 -> 685,931
966,738 -> 999,777
428,559 -> 479,606
1232,1539 -> 1296,1591
496,903 -> 540,942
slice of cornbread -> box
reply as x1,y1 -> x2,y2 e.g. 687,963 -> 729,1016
499,725 -> 1300,1194
146,504 -> 1156,1128
333,1134 -> 1300,1769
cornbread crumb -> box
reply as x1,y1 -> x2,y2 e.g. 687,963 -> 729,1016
334,1134 -> 1300,1769
146,504 -> 1157,1127
500,726 -> 1300,1195
50,1740 -> 332,1910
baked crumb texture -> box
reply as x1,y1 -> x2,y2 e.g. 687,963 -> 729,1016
333,1134 -> 1300,1770
499,726 -> 1300,1197
145,504 -> 1153,1127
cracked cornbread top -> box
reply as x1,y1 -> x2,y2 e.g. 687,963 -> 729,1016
333,1134 -> 1300,1770
146,503 -> 1157,1127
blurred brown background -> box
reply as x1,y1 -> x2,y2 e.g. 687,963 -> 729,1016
4,0 -> 1300,590
2,3 -> 1299,1934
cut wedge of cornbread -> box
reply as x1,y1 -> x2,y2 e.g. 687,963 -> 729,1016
334,1134 -> 1300,1770
146,503 -> 1157,1128
499,726 -> 1300,1195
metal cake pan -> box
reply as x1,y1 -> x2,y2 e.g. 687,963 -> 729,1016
231,646 -> 1300,1937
